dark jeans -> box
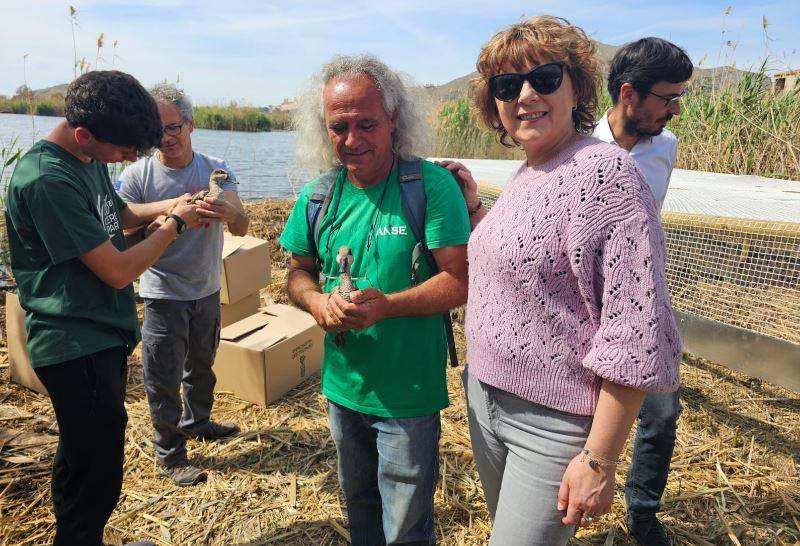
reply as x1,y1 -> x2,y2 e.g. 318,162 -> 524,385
327,401 -> 440,546
34,346 -> 128,546
141,292 -> 221,466
625,389 -> 681,516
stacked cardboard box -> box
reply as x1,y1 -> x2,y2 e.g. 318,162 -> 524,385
219,233 -> 271,327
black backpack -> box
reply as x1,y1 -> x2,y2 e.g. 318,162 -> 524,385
305,158 -> 459,367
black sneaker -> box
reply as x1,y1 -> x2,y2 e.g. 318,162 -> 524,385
186,420 -> 240,441
628,513 -> 671,546
160,461 -> 207,487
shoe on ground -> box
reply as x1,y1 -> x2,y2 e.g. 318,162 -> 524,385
124,541 -> 156,546
160,460 -> 207,487
185,420 -> 240,441
628,513 -> 671,546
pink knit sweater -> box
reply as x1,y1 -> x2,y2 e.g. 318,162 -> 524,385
466,136 -> 681,416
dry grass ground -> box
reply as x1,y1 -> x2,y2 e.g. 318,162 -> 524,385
0,200 -> 798,545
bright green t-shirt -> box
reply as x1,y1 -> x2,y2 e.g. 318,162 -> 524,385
5,140 -> 140,368
280,160 -> 470,418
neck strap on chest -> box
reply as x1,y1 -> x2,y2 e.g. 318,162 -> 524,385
305,157 -> 459,367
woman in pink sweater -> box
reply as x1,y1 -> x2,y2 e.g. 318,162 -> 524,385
439,16 -> 681,545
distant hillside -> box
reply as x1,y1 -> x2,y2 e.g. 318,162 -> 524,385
414,40 -> 764,111
32,83 -> 69,99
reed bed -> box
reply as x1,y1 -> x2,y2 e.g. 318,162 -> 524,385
0,200 -> 798,545
433,72 -> 800,181
0,97 -> 64,117
193,107 -> 291,133
0,100 -> 290,133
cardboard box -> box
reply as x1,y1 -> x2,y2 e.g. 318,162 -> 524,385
213,304 -> 323,406
4,292 -> 48,396
220,291 -> 261,328
220,233 -> 271,304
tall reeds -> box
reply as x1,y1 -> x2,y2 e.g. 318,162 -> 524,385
434,96 -> 524,160
671,67 -> 800,179
192,105 -> 290,132
432,68 -> 800,180
1,138 -> 23,271
0,98 -> 290,133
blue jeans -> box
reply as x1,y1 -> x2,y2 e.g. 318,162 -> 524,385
327,400 -> 440,546
625,389 -> 681,516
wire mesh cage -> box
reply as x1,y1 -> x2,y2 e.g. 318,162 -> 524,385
476,183 -> 800,346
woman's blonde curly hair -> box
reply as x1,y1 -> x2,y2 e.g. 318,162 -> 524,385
472,15 -> 600,147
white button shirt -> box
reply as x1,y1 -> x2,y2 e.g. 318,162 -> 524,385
592,110 -> 678,212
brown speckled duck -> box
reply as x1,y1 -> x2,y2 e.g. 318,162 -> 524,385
334,245 -> 354,347
190,168 -> 229,203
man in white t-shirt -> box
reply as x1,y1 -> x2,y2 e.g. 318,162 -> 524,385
592,37 -> 692,546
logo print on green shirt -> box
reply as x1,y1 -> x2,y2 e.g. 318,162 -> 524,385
375,225 -> 408,236
96,193 -> 121,236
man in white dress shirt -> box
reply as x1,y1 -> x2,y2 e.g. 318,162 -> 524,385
593,37 -> 693,546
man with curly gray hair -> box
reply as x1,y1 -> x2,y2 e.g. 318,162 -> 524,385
281,55 -> 470,545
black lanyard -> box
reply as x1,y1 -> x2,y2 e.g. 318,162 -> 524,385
322,164 -> 393,281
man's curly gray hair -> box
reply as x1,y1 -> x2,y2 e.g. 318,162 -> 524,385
293,54 -> 424,175
149,81 -> 193,121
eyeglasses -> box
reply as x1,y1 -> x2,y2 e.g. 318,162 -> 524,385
488,62 -> 565,102
646,89 -> 689,107
162,122 -> 186,137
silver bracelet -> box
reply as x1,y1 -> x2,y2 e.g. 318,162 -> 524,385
581,448 -> 620,470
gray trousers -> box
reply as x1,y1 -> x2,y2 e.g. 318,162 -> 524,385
463,369 -> 592,546
141,291 -> 221,466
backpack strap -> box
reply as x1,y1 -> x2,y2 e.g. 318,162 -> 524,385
306,166 -> 341,263
398,157 -> 460,368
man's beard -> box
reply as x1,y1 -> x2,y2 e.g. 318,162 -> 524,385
625,111 -> 673,137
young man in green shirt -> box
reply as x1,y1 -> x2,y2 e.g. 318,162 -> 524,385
281,55 -> 470,545
5,71 -> 206,546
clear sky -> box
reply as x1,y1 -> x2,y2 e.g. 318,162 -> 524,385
2,0 -> 798,107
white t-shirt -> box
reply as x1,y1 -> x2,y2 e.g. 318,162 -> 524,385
592,109 -> 677,211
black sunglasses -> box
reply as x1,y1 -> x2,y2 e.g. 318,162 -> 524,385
489,61 -> 565,102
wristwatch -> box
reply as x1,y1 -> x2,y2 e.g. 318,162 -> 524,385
168,213 -> 186,234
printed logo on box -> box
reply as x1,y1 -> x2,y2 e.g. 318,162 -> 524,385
292,340 -> 313,377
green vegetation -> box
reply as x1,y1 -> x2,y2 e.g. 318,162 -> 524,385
0,90 -> 291,133
192,105 -> 291,132
433,68 -> 800,180
670,68 -> 800,180
1,138 -> 23,273
434,96 -> 521,160
0,86 -> 66,117
0,96 -> 65,116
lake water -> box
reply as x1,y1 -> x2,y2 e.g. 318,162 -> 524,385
0,113 -> 301,200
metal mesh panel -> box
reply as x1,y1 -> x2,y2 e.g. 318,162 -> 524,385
475,183 -> 800,344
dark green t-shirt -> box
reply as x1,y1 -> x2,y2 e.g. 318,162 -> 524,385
5,140 -> 140,368
280,160 -> 470,418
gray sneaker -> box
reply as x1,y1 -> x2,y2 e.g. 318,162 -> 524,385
186,420 -> 240,441
160,461 -> 207,487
